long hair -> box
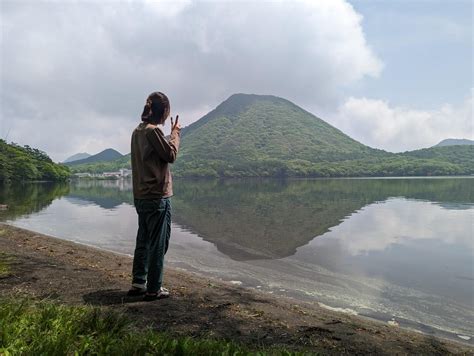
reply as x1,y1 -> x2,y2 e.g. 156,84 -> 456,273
141,92 -> 170,123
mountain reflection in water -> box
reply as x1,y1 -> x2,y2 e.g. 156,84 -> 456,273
172,178 -> 472,260
1,177 -> 472,262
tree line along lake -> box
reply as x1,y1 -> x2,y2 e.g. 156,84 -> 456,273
0,176 -> 472,343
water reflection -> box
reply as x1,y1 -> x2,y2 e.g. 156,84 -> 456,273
67,179 -> 133,209
318,198 -> 473,255
1,178 -> 473,262
299,198 -> 473,304
0,182 -> 69,220
171,178 -> 473,260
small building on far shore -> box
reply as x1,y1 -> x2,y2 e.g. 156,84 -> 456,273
119,168 -> 132,177
103,171 -> 121,177
103,169 -> 132,178
73,172 -> 92,178
74,168 -> 132,179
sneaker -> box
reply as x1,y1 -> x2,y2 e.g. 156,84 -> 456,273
127,284 -> 146,296
143,287 -> 170,301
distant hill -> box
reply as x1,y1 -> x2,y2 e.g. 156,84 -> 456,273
402,145 -> 474,169
63,152 -> 91,163
65,149 -> 123,166
434,139 -> 474,147
0,139 -> 70,182
69,153 -> 131,174
69,94 -> 474,177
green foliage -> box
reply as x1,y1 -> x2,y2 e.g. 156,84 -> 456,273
0,298 -> 307,355
69,154 -> 131,174
435,138 -> 473,147
0,140 -> 70,182
67,95 -> 474,178
174,94 -> 386,175
0,253 -> 12,278
402,145 -> 474,166
171,94 -> 473,177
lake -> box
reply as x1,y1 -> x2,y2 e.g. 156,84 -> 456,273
1,177 -> 473,342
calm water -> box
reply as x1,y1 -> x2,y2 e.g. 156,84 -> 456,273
1,178 -> 473,341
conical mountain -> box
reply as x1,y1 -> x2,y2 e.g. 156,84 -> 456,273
174,93 -> 386,177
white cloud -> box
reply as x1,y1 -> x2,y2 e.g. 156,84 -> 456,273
1,0 -> 381,161
332,92 -> 473,151
315,198 -> 474,256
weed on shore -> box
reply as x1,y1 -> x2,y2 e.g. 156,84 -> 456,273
0,298 -> 314,355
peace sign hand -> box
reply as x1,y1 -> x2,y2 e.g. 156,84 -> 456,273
170,115 -> 181,133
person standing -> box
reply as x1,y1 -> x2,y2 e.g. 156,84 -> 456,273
128,91 -> 181,301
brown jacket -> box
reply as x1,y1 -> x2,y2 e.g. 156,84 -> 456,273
131,122 -> 180,199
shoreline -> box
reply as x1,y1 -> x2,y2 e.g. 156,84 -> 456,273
5,219 -> 471,343
0,223 -> 472,354
59,175 -> 474,182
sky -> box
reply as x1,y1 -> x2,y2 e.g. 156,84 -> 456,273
1,0 -> 472,162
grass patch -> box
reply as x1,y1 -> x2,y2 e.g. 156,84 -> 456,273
0,253 -> 12,278
0,298 -> 312,355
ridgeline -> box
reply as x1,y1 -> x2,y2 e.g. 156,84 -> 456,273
434,138 -> 474,147
63,152 -> 91,163
69,94 -> 474,177
65,148 -> 123,166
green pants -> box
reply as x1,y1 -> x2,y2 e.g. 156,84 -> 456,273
132,198 -> 171,293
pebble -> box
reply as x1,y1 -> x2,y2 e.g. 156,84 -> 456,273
387,319 -> 399,327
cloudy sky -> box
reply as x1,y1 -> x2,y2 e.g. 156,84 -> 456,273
1,0 -> 472,161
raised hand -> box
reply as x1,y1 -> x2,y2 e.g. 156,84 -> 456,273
171,115 -> 181,132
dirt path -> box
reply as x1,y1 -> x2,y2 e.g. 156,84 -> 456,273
0,223 -> 471,355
